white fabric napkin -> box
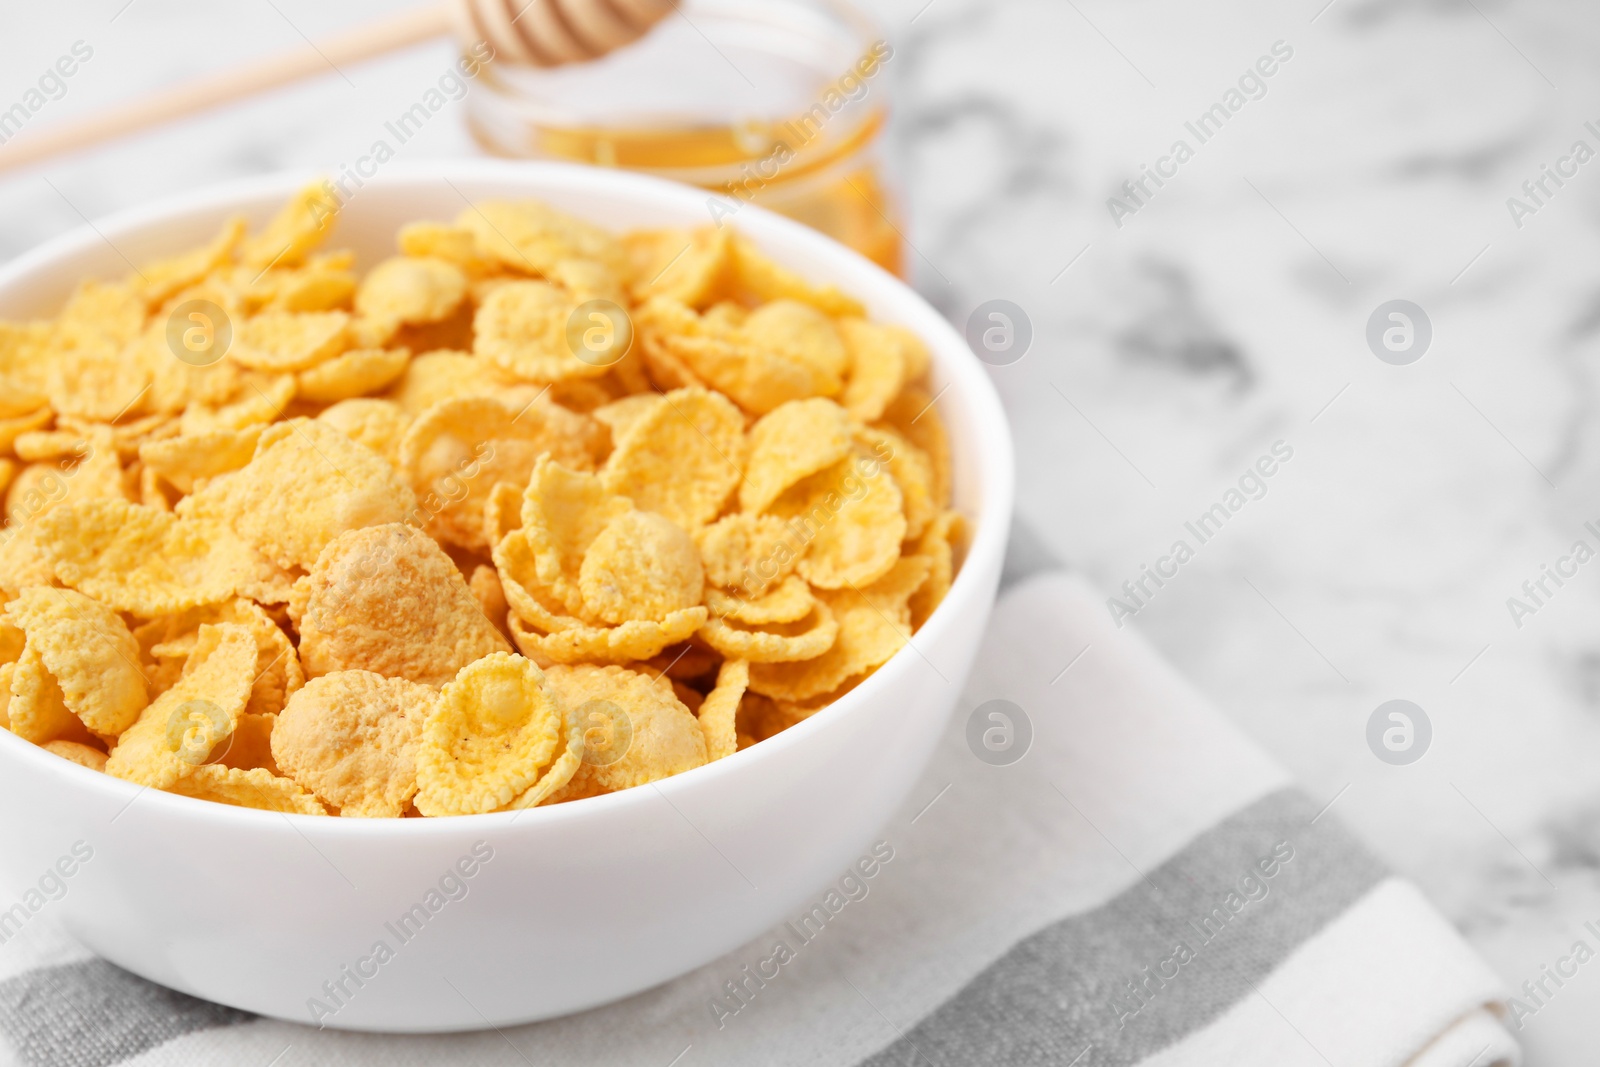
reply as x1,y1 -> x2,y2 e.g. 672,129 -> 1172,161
0,570 -> 1518,1067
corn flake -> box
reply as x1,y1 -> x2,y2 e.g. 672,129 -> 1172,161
698,659 -> 748,762
296,346 -> 410,403
4,586 -> 147,736
601,386 -> 745,530
298,523 -> 510,687
274,671 -> 436,817
168,765 -> 327,815
414,652 -> 563,816
104,622 -> 256,788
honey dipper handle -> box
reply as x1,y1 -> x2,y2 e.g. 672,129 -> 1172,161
0,4 -> 454,176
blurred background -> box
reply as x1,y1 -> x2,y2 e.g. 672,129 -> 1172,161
5,0 -> 1600,1060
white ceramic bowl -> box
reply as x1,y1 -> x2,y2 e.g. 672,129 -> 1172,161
0,162 -> 1013,1032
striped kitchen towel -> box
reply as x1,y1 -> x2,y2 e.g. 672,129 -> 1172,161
0,543 -> 1517,1066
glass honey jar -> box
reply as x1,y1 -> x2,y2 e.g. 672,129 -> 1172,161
464,0 -> 903,276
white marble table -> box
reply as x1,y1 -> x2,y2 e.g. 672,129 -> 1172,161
3,0 -> 1598,1060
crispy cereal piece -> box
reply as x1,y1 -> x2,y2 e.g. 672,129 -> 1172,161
697,658 -> 747,762
484,481 -> 524,547
34,500 -> 242,615
240,182 -> 341,270
909,510 -> 964,629
355,256 -> 468,326
4,586 -> 148,736
600,386 -> 745,530
230,310 -> 350,373
457,200 -> 628,280
105,622 -> 257,788
862,425 -> 935,540
6,646 -> 79,744
704,574 -> 814,625
296,346 -> 410,403
414,652 -> 564,816
473,280 -> 609,383
838,318 -> 916,422
180,418 -> 418,571
42,739 -> 108,772
637,299 -> 836,415
274,671 -> 437,817
211,711 -> 279,774
316,398 -> 412,466
695,513 -> 802,598
729,234 -> 864,317
0,661 -> 10,730
540,664 -> 707,797
386,350 -> 510,414
739,398 -> 852,514
770,449 -> 905,590
749,556 -> 929,701
507,607 -> 707,666
137,216 -> 246,307
492,528 -> 587,633
470,564 -> 513,642
520,456 -> 632,618
398,221 -> 495,274
168,765 -> 327,815
591,393 -> 660,443
138,426 -> 264,494
298,523 -> 510,687
400,395 -> 607,552
742,300 -> 849,386
624,227 -> 732,307
578,511 -> 704,624
879,384 -> 951,508
177,371 -> 298,436
698,601 -> 838,663
0,408 -> 52,457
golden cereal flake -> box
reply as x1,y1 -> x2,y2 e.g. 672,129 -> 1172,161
6,646 -> 79,744
704,573 -> 814,625
697,659 -> 748,763
42,739 -> 108,772
739,398 -> 852,514
578,511 -> 704,625
695,513 -> 802,598
413,652 -> 563,816
473,280 -> 609,383
137,425 -> 264,494
180,418 -> 418,571
230,310 -> 350,373
541,664 -> 707,797
104,622 -> 257,788
168,765 -> 327,815
770,449 -> 905,590
273,671 -> 436,817
296,346 -> 410,403
399,395 -> 607,553
742,300 -> 849,387
316,398 -> 413,466
34,500 -> 241,615
748,556 -> 929,701
457,200 -> 628,280
520,456 -> 632,618
507,606 -> 707,666
600,386 -> 745,530
240,182 -> 341,270
297,523 -> 510,687
355,256 -> 468,326
697,601 -> 838,664
4,586 -> 148,736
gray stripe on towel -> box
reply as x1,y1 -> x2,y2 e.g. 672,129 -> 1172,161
0,959 -> 250,1067
859,788 -> 1387,1067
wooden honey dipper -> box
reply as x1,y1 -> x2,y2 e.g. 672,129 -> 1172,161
0,0 -> 674,175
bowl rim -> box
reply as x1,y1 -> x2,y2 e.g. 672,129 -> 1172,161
0,160 -> 1015,837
